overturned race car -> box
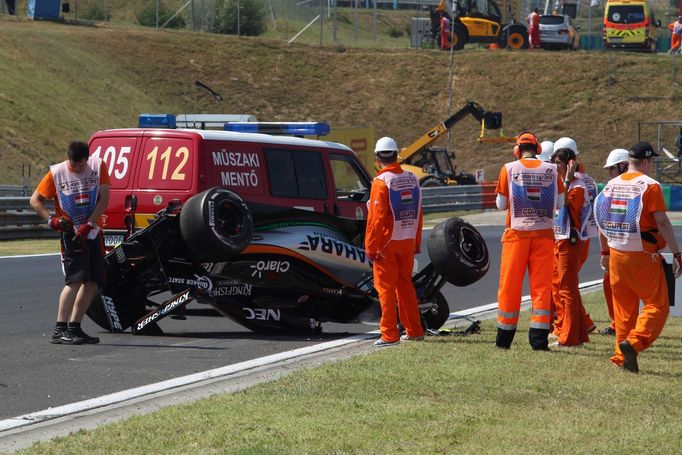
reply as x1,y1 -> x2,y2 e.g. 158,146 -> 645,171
86,116 -> 490,335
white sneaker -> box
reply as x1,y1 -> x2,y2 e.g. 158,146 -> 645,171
400,334 -> 425,341
550,341 -> 584,349
374,338 -> 400,347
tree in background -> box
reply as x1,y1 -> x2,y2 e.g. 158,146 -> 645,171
213,0 -> 267,36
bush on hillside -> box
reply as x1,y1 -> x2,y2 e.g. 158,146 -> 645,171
213,0 -> 267,36
137,1 -> 187,29
81,2 -> 106,21
388,26 -> 403,38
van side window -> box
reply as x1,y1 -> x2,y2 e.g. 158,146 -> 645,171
329,153 -> 370,202
264,149 -> 327,200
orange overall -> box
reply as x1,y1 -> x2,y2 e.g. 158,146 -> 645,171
365,163 -> 424,343
602,173 -> 669,367
669,21 -> 682,52
496,159 -> 564,349
551,182 -> 591,346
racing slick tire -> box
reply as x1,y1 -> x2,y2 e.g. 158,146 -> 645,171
427,217 -> 489,286
421,290 -> 450,330
179,187 -> 254,262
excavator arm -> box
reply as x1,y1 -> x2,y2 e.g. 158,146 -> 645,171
398,101 -> 505,163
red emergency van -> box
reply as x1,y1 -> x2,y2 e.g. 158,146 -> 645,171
89,116 -> 373,248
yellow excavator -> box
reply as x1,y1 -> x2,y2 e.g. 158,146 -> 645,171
397,101 -> 515,187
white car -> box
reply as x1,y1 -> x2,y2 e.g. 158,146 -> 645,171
539,14 -> 580,50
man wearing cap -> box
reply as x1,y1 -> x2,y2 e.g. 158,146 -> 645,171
494,132 -> 565,350
365,137 -> 425,347
594,142 -> 682,373
668,16 -> 682,55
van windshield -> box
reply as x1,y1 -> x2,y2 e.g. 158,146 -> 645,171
607,5 -> 645,24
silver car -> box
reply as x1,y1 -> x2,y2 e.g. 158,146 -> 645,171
539,14 -> 580,50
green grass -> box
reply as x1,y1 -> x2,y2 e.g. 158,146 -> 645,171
0,239 -> 59,256
15,292 -> 682,454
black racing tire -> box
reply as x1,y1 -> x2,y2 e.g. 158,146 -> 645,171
499,24 -> 529,49
451,23 -> 467,50
427,217 -> 489,286
179,187 -> 253,262
421,290 -> 450,330
86,289 -> 148,332
421,177 -> 446,187
454,173 -> 477,185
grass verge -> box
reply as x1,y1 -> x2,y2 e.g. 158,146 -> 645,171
0,239 -> 59,256
15,292 -> 682,454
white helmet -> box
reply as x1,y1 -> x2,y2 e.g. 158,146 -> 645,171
553,137 -> 579,156
603,148 -> 630,168
538,140 -> 554,162
374,136 -> 399,157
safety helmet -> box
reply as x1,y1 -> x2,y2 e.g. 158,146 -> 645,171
553,137 -> 579,156
603,148 -> 630,168
538,140 -> 554,162
374,136 -> 399,158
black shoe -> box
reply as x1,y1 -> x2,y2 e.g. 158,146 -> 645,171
49,329 -> 68,344
50,329 -> 86,345
599,327 -> 616,336
67,327 -> 100,344
619,340 -> 639,373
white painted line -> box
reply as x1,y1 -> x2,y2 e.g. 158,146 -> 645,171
0,253 -> 60,260
0,332 -> 376,433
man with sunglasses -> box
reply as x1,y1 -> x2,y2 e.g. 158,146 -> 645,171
594,142 -> 682,373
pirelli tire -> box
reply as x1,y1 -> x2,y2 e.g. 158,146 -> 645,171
499,24 -> 529,49
179,187 -> 254,262
427,217 -> 489,286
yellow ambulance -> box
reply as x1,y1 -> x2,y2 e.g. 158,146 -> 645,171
603,0 -> 661,51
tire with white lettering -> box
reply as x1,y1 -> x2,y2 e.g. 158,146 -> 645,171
180,187 -> 253,262
427,217 -> 489,286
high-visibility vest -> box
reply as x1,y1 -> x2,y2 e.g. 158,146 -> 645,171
505,160 -> 558,231
374,170 -> 422,241
553,177 -> 585,240
576,171 -> 599,240
593,173 -> 658,251
51,156 -> 102,239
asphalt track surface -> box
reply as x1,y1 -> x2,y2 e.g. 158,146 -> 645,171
1,223 -> 680,421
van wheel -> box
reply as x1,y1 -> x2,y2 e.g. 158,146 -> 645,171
427,217 -> 489,286
179,187 -> 254,262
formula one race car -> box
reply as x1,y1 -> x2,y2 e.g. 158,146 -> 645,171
87,187 -> 489,335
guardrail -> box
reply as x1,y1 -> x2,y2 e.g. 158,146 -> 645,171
0,185 -> 498,241
0,198 -> 56,241
0,185 -> 29,197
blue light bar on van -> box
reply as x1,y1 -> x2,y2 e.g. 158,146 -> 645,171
138,114 -> 177,128
223,122 -> 330,136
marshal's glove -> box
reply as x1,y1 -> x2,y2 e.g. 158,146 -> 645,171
674,252 -> 682,279
72,221 -> 94,243
47,216 -> 72,232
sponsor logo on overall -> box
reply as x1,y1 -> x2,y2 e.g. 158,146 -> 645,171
74,193 -> 90,208
243,307 -> 281,321
610,198 -> 627,214
526,187 -> 541,201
